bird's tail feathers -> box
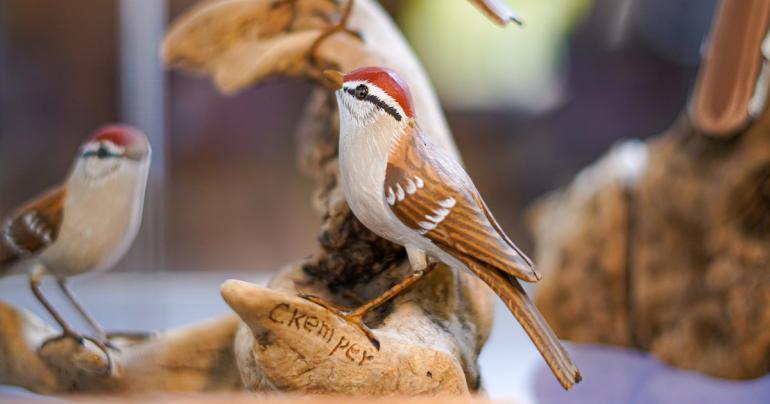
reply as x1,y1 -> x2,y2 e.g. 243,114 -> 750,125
466,259 -> 582,390
504,252 -> 542,282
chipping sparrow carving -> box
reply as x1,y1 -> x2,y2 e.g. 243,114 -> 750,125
302,67 -> 581,390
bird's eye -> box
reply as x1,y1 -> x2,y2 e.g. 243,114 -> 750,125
97,145 -> 110,159
355,85 -> 368,100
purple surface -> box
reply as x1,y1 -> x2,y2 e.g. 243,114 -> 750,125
534,344 -> 770,404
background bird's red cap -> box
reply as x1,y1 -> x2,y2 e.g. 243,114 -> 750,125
90,124 -> 148,147
344,67 -> 415,119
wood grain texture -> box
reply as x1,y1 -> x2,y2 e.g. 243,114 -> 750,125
0,186 -> 65,268
385,124 -> 538,282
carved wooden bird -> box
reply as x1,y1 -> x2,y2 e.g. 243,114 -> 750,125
0,125 -> 151,367
301,67 -> 581,390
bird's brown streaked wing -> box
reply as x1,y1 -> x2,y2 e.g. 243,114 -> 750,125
0,186 -> 66,268
464,257 -> 581,390
474,192 -> 535,268
384,125 -> 540,282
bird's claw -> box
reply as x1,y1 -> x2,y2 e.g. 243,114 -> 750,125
41,331 -> 116,374
299,293 -> 381,351
41,331 -> 85,348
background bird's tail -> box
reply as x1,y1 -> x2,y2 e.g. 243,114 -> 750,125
466,259 -> 582,390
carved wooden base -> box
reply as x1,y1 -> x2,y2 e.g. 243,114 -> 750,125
223,262 -> 493,395
0,301 -> 242,394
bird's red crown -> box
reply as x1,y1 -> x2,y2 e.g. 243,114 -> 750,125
90,124 -> 147,147
344,67 -> 415,119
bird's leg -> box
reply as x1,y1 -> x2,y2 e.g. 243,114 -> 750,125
29,266 -> 114,372
56,278 -> 107,340
301,248 -> 436,351
308,0 -> 362,71
30,268 -> 79,338
56,279 -> 152,347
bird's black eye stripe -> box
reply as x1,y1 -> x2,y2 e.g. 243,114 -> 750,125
82,145 -> 120,159
344,87 -> 403,122
97,146 -> 110,158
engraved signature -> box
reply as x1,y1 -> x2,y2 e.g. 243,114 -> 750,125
269,303 -> 375,366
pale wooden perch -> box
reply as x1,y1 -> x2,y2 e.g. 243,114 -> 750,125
0,301 -> 242,394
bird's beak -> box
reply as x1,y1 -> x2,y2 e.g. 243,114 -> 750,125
323,70 -> 345,90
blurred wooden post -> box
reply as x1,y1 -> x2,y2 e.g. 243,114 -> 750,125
689,0 -> 770,137
118,0 -> 168,272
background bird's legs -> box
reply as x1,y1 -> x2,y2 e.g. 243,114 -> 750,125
302,258 -> 437,351
56,279 -> 152,344
29,265 -> 114,372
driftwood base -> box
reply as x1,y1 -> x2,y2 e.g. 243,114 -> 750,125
531,116 -> 770,380
0,262 -> 493,395
0,301 -> 242,394
223,261 -> 493,395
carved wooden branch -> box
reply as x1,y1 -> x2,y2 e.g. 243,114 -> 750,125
0,301 -> 242,394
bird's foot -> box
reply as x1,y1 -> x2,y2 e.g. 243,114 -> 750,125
299,293 -> 380,351
41,329 -> 116,374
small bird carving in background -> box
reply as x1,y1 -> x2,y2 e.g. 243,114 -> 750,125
302,67 -> 581,390
0,125 -> 151,370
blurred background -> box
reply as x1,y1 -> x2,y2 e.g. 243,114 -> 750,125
0,0 -> 717,274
